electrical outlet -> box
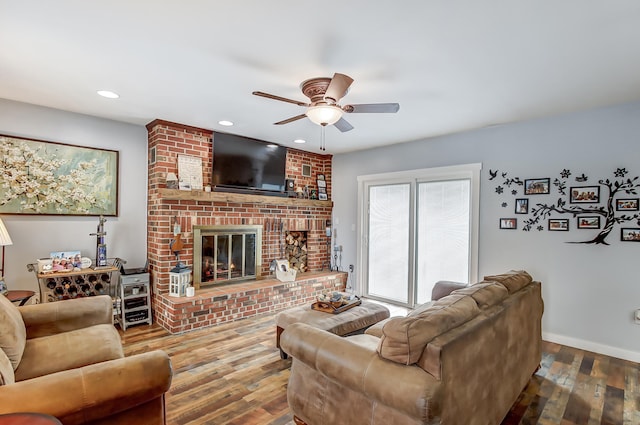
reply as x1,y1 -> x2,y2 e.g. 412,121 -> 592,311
349,264 -> 354,272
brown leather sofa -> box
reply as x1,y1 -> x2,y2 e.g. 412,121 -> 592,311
280,270 -> 543,425
0,294 -> 172,424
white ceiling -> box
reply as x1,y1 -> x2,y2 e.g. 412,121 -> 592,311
1,1 -> 640,154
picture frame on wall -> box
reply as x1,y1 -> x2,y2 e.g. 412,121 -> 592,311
0,134 -> 118,216
178,154 -> 203,191
616,198 -> 639,211
577,216 -> 600,229
302,164 -> 312,177
515,198 -> 529,214
548,219 -> 569,231
621,228 -> 640,241
524,178 -> 550,195
499,218 -> 517,229
570,186 -> 600,204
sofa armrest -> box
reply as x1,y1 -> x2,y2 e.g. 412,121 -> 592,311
431,280 -> 468,301
20,295 -> 114,339
281,323 -> 440,420
0,350 -> 172,424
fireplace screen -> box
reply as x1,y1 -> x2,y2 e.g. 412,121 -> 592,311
193,225 -> 262,287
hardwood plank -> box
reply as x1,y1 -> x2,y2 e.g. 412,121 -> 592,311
602,385 -> 624,425
118,314 -> 640,425
623,365 -> 640,424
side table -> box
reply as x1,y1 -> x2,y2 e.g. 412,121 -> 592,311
5,290 -> 36,306
0,413 -> 62,425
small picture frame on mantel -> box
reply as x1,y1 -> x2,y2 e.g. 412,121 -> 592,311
317,174 -> 327,200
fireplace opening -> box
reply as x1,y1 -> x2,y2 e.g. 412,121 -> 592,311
193,225 -> 262,287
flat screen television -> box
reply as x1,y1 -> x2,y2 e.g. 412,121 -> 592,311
212,132 -> 287,196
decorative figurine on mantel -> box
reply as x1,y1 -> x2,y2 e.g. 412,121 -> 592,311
170,216 -> 186,271
90,215 -> 108,268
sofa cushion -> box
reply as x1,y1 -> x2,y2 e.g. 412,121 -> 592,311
364,317 -> 392,338
0,294 -> 27,371
0,349 -> 15,385
452,281 -> 509,309
407,301 -> 434,317
484,270 -> 532,294
377,294 -> 480,365
14,323 -> 124,382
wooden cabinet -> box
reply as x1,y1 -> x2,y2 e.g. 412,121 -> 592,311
119,273 -> 152,330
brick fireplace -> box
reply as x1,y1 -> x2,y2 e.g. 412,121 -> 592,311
146,120 -> 345,333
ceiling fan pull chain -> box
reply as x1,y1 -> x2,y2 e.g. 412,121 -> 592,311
320,125 -> 326,151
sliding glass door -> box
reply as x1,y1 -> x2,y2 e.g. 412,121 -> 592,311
359,164 -> 480,308
367,183 -> 411,304
415,180 -> 470,304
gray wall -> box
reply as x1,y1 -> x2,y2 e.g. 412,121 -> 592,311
0,99 -> 148,292
333,100 -> 640,361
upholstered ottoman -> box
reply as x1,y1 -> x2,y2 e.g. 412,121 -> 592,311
275,300 -> 390,359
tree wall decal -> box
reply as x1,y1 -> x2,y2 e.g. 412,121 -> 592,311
489,168 -> 640,245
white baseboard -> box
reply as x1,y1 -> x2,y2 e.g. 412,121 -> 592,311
543,332 -> 640,363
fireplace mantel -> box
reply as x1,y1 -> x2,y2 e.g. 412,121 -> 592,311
158,188 -> 333,207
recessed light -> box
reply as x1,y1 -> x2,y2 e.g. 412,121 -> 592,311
266,144 -> 278,148
97,90 -> 119,99
293,139 -> 306,144
218,120 -> 234,126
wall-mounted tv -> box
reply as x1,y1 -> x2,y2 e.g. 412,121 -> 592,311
212,132 -> 287,196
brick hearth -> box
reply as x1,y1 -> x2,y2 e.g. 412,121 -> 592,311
156,271 -> 346,333
146,119 -> 340,333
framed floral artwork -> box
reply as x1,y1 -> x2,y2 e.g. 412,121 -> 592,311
0,134 -> 118,216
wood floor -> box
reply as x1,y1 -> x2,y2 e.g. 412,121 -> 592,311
119,314 -> 640,425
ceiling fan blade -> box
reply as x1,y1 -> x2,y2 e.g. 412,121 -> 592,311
274,114 -> 307,125
333,117 -> 354,132
324,73 -> 354,103
253,91 -> 309,107
343,103 -> 400,113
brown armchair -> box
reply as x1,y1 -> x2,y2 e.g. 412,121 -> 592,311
0,294 -> 172,425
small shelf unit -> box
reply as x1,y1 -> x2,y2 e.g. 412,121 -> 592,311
119,273 -> 152,330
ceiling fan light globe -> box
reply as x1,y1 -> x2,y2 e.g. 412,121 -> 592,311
306,105 -> 343,126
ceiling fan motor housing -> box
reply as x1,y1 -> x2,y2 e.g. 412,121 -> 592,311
300,77 -> 346,104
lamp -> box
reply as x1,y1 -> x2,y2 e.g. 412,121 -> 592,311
305,105 -> 343,126
0,218 -> 13,278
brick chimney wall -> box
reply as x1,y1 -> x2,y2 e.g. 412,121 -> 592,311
146,119 -> 335,330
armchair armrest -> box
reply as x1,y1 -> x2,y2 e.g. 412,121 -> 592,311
431,280 -> 468,301
0,350 -> 172,424
20,295 -> 113,339
281,323 -> 440,420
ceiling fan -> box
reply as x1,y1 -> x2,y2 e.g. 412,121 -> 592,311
252,73 -> 399,134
